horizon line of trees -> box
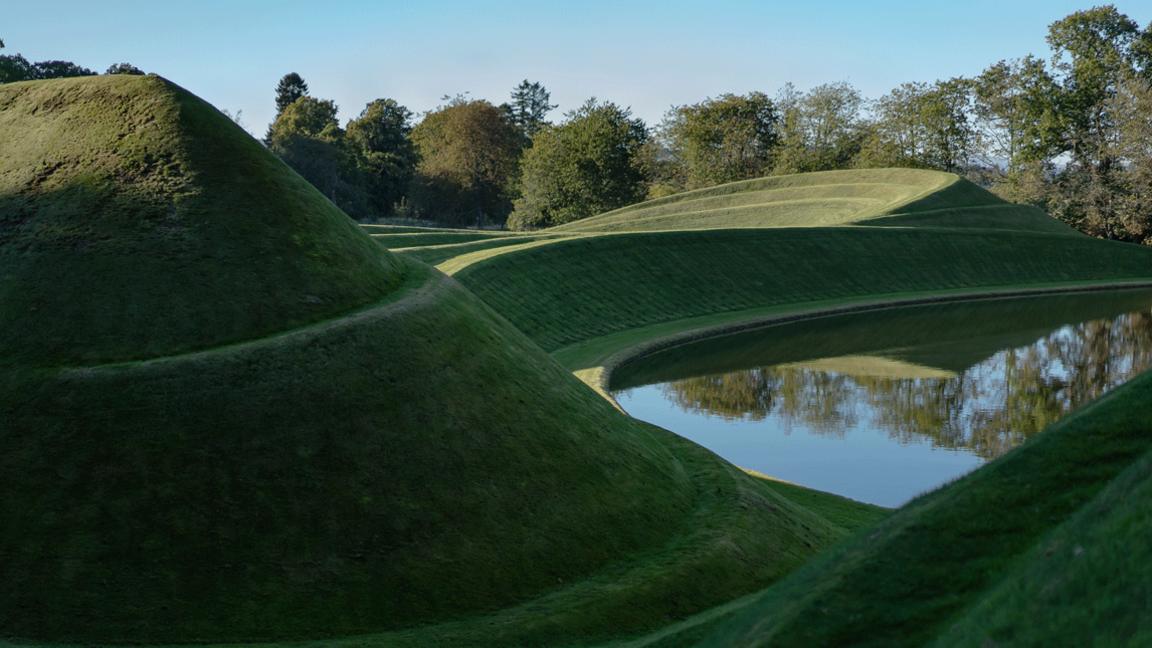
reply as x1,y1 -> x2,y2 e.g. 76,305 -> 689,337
4,5 -> 1151,244
0,39 -> 144,81
260,5 -> 1152,244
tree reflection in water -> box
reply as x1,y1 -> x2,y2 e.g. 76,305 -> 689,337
663,311 -> 1152,460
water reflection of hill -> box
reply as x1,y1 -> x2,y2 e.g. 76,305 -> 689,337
612,290 -> 1152,389
614,292 -> 1152,461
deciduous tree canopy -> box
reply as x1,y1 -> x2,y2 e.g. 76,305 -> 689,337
660,92 -> 779,189
408,99 -> 523,227
508,99 -> 648,230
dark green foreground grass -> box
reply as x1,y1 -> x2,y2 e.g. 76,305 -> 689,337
694,367 -> 1152,647
0,258 -> 886,645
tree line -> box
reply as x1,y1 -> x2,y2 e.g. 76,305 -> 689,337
3,6 -> 1151,242
259,6 -> 1152,242
0,39 -> 143,80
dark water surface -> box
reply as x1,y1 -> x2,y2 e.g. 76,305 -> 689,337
611,290 -> 1152,507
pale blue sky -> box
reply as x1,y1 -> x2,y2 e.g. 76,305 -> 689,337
7,1 -> 1151,134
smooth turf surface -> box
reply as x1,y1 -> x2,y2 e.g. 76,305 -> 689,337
551,168 -> 955,232
454,228 -> 1152,353
544,167 -> 1068,235
0,76 -> 886,646
0,75 -> 405,367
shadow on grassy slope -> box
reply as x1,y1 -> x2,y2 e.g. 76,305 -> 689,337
552,169 -> 956,232
0,75 -> 404,368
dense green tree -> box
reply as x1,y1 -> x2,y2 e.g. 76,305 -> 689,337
1041,6 -> 1147,238
508,99 -> 648,230
30,60 -> 96,79
408,99 -> 523,226
1098,73 -> 1152,243
267,97 -> 372,218
505,80 -> 556,139
1047,5 -> 1142,167
1,56 -> 94,83
970,57 -> 1063,204
0,39 -> 92,83
106,62 -> 145,75
972,57 -> 1062,168
268,96 -> 339,140
859,79 -> 976,172
274,72 -> 309,114
661,92 -> 779,189
0,52 -> 32,83
346,99 -> 418,216
773,82 -> 864,173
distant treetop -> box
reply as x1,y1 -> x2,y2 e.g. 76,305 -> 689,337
274,72 -> 309,114
106,62 -> 145,75
506,80 -> 557,139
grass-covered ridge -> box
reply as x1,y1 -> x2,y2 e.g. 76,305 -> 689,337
0,75 -> 405,367
547,168 -> 1068,234
0,76 -> 885,646
454,228 -> 1152,354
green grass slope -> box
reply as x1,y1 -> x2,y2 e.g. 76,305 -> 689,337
0,75 -> 405,367
455,228 -> 1152,354
0,76 -> 882,645
429,170 -> 1152,645
551,168 -> 954,232
547,168 -> 1068,234
933,448 -> 1152,647
698,367 -> 1152,647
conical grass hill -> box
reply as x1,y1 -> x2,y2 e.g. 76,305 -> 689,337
0,75 -> 405,367
0,76 -> 877,646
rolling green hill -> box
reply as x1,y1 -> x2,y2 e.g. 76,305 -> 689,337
0,76 -> 883,646
0,75 -> 405,367
549,168 -> 1070,234
454,227 -> 1152,356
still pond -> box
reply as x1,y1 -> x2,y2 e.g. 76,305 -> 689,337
611,290 -> 1152,507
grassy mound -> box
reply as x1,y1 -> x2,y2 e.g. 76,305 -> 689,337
935,448 -> 1152,646
0,76 -> 882,645
551,168 -> 953,232
0,75 -> 405,367
547,168 -> 1067,234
